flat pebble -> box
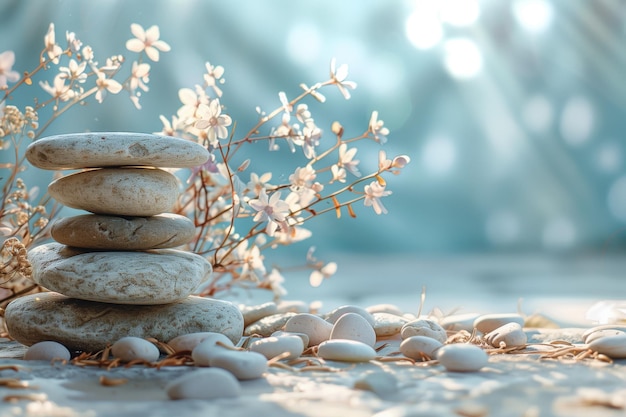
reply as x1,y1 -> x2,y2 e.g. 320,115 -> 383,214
473,313 -> 525,334
271,331 -> 309,348
484,322 -> 528,348
436,344 -> 488,372
372,312 -> 409,338
48,167 -> 179,216
166,368 -> 241,400
209,350 -> 268,380
400,336 -> 443,359
191,334 -> 236,366
169,332 -> 233,354
244,312 -> 297,337
330,312 -> 377,347
276,300 -> 309,314
366,304 -> 405,316
23,341 -> 71,361
5,292 -> 243,352
26,132 -> 210,170
285,313 -> 333,346
248,335 -> 304,360
584,329 -> 626,344
439,313 -> 480,332
240,302 -> 278,327
582,325 -> 626,343
401,319 -> 447,343
326,305 -> 376,327
588,334 -> 626,359
111,337 -> 160,362
317,339 -> 377,362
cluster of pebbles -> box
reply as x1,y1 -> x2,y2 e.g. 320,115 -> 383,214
4,132 -> 244,352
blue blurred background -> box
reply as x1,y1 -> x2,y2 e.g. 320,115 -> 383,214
2,0 -> 626,261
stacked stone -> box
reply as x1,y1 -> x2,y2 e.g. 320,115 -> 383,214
4,132 -> 243,352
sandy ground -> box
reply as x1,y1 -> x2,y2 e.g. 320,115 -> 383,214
1,254 -> 625,417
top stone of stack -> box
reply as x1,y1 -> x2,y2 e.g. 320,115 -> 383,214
25,132 -> 210,170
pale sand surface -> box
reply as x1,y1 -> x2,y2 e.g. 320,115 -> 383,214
1,254 -> 625,416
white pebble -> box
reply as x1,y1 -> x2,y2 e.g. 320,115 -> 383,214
354,371 -> 398,397
166,368 -> 241,400
285,313 -> 333,346
484,322 -> 528,348
588,334 -> 626,359
244,312 -> 296,337
436,344 -> 488,372
583,325 -> 626,343
191,334 -> 235,366
366,303 -> 405,316
249,335 -> 304,360
168,332 -> 234,353
276,300 -> 309,314
271,331 -> 310,348
473,313 -> 524,334
439,313 -> 481,332
111,337 -> 159,362
400,336 -> 443,359
240,302 -> 278,327
330,312 -> 377,347
326,305 -> 375,326
585,329 -> 625,344
401,319 -> 447,343
23,341 -> 71,361
209,350 -> 268,380
372,312 -> 409,338
317,339 -> 377,362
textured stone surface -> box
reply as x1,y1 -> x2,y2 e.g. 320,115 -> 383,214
26,132 -> 209,170
29,242 -> 211,304
51,213 -> 195,250
5,292 -> 243,352
48,167 -> 179,216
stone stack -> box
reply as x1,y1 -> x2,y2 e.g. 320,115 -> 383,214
5,132 -> 243,352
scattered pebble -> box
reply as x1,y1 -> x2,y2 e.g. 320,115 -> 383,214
166,368 -> 241,400
244,312 -> 297,337
168,332 -> 233,353
326,305 -> 376,326
366,304 -> 405,316
473,313 -> 524,334
249,335 -> 304,360
582,325 -> 626,343
439,313 -> 481,332
484,322 -> 528,348
285,313 -> 333,346
111,337 -> 160,362
271,331 -> 310,348
209,350 -> 268,380
401,319 -> 447,343
276,300 -> 309,314
240,302 -> 278,327
317,339 -> 377,362
191,334 -> 235,366
584,329 -> 626,345
436,344 -> 488,372
372,312 -> 409,338
400,336 -> 443,359
23,341 -> 71,361
588,334 -> 626,359
330,312 -> 377,347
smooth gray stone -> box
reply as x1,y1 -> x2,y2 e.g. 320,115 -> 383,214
51,213 -> 195,250
4,292 -> 243,352
29,242 -> 210,304
48,167 -> 178,216
26,132 -> 209,169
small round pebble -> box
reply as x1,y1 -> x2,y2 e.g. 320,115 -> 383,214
436,344 -> 488,372
23,341 -> 71,361
582,325 -> 626,343
317,339 -> 377,362
166,368 -> 241,400
400,336 -> 443,359
474,313 -> 524,334
326,305 -> 376,326
484,322 -> 528,348
584,329 -> 625,344
244,312 -> 297,337
240,302 -> 278,327
191,334 -> 235,366
588,334 -> 626,359
168,332 -> 233,354
285,313 -> 333,346
330,312 -> 377,347
209,350 -> 268,380
401,319 -> 447,343
271,331 -> 310,348
111,337 -> 160,362
249,335 -> 304,360
372,312 -> 409,338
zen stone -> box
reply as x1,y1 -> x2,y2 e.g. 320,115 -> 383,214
48,167 -> 178,216
440,313 -> 481,332
330,312 -> 377,347
209,350 -> 268,380
436,344 -> 488,372
326,305 -> 376,327
240,302 -> 278,327
400,336 -> 443,360
584,329 -> 626,344
401,319 -> 448,343
271,331 -> 310,348
166,368 -> 241,400
372,312 -> 409,338
111,336 -> 160,362
169,332 -> 233,354
26,132 -> 210,170
23,341 -> 71,361
582,325 -> 626,344
473,313 -> 525,334
244,312 -> 297,337
484,322 -> 528,348
191,334 -> 236,366
248,335 -> 304,361
317,339 -> 377,362
588,334 -> 626,359
51,213 -> 195,250
29,243 -> 211,305
285,313 -> 333,347
5,292 -> 243,352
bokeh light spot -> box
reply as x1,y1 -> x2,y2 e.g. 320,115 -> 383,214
560,96 -> 594,146
440,0 -> 480,27
522,94 -> 553,133
405,5 -> 443,50
443,38 -> 483,79
286,23 -> 322,66
421,135 -> 457,176
512,0 -> 554,33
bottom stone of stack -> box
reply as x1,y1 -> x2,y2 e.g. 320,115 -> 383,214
4,292 -> 243,353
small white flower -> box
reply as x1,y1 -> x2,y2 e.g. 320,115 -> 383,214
194,99 -> 233,145
204,61 -> 225,97
125,23 -> 171,62
0,51 -> 20,88
94,71 -> 123,103
65,31 -> 82,53
177,86 -> 210,122
363,180 -> 392,215
330,58 -> 357,100
310,261 -> 337,288
59,59 -> 87,83
330,164 -> 347,183
44,23 -> 63,64
338,143 -> 361,177
248,190 -> 291,236
369,111 -> 389,144
39,74 -> 74,101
